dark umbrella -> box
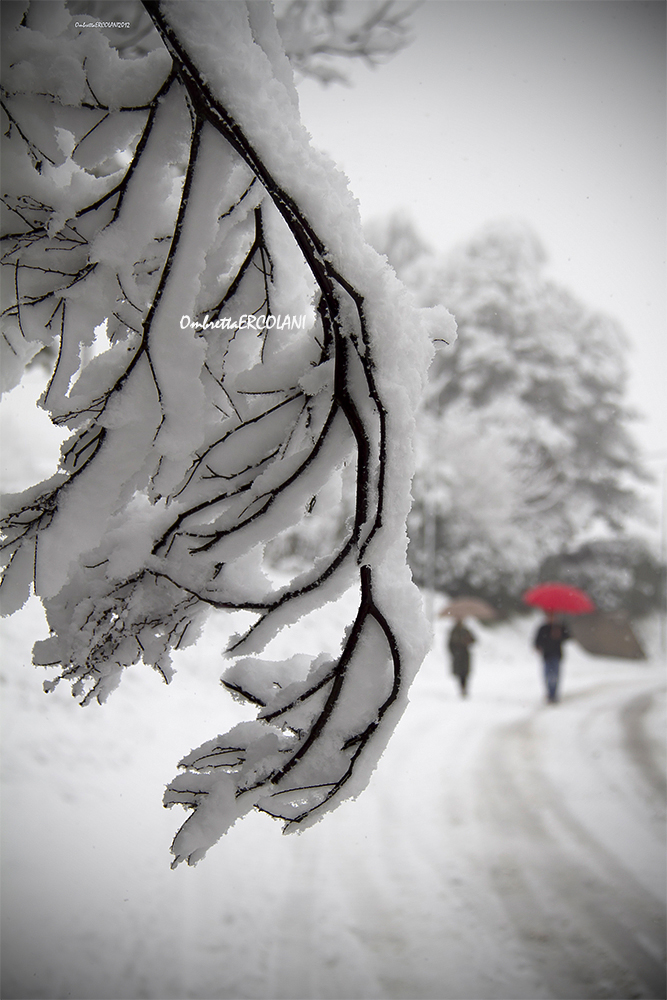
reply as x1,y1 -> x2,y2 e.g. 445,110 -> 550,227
566,612 -> 646,660
439,597 -> 497,620
523,582 -> 595,615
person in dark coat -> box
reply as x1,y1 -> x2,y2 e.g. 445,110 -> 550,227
534,612 -> 571,703
448,619 -> 475,697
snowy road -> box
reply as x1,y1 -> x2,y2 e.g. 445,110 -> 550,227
1,598 -> 665,999
476,688 -> 666,1000
304,626 -> 667,1000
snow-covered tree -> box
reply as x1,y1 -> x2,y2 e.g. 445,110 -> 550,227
408,404 -> 545,603
540,537 -> 664,618
275,0 -> 418,85
63,0 -> 419,82
370,215 -> 650,605
0,1 -> 451,866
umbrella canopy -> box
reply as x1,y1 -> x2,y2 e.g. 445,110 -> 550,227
440,597 -> 497,620
567,612 -> 646,660
523,582 -> 595,615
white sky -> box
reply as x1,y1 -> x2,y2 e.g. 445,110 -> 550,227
296,0 -> 666,466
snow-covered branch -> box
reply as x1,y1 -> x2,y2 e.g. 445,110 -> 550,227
1,0 -> 438,865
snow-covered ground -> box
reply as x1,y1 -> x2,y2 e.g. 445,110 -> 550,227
1,587 -> 665,1000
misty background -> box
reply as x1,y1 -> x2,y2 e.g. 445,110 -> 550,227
297,0 -> 666,461
277,0 -> 667,618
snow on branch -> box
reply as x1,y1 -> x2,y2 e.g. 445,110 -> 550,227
275,0 -> 418,85
1,0 -> 447,866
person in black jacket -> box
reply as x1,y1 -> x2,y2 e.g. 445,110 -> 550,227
448,619 -> 476,697
534,613 -> 571,703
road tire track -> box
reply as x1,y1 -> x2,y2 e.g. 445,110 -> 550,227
476,686 -> 666,999
621,690 -> 667,802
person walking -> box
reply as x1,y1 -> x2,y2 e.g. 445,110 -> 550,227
448,619 -> 475,697
534,612 -> 571,703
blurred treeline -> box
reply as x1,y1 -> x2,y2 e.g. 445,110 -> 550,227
373,214 -> 664,617
271,215 -> 664,618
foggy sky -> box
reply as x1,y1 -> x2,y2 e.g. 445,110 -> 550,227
296,1 -> 666,464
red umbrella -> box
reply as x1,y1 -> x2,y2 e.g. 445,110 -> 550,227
523,582 -> 595,615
